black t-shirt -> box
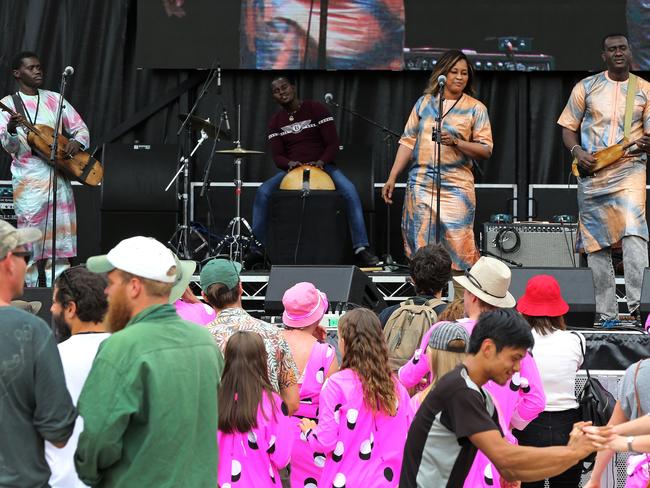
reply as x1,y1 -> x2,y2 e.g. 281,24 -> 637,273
400,364 -> 501,488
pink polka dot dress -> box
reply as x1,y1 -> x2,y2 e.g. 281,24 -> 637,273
305,369 -> 413,487
290,342 -> 337,488
217,392 -> 293,487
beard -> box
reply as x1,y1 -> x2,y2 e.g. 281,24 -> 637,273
105,285 -> 133,333
52,310 -> 71,342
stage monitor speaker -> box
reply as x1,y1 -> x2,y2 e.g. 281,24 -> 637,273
509,267 -> 596,327
268,191 -> 353,265
265,265 -> 386,315
101,143 -> 178,212
101,211 -> 177,253
483,222 -> 579,267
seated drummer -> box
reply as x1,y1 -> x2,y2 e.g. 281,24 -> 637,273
251,75 -> 379,267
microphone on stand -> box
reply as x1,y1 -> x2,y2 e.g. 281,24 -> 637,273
222,108 -> 231,132
301,168 -> 311,198
324,93 -> 334,104
63,66 -> 74,77
437,74 -> 446,87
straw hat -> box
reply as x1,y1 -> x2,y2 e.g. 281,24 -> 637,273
453,257 -> 516,308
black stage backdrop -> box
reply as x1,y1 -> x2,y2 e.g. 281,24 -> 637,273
0,1 -> 645,260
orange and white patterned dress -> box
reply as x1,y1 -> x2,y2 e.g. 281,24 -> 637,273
399,93 -> 493,270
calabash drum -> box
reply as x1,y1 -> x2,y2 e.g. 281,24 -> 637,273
279,164 -> 336,190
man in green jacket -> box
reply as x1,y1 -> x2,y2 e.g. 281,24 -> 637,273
74,236 -> 224,487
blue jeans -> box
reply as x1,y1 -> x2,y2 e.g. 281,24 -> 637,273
252,164 -> 370,249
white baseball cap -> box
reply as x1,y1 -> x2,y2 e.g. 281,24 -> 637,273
86,236 -> 178,283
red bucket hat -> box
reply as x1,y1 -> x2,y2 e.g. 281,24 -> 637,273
516,274 -> 569,317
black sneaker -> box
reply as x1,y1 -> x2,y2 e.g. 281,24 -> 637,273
355,248 -> 380,267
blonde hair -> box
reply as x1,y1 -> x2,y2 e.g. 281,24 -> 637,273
428,346 -> 467,386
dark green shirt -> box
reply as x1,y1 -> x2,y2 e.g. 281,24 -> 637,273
0,306 -> 76,488
75,304 -> 224,487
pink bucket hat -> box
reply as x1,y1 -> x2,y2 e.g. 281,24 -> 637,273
282,282 -> 329,328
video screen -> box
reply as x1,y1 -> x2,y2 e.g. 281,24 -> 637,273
137,0 -> 640,71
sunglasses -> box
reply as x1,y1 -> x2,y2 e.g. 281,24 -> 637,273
11,251 -> 31,265
464,269 -> 506,300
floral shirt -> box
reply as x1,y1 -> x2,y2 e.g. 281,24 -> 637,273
208,308 -> 298,391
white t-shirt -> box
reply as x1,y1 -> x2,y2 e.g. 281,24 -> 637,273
45,332 -> 110,488
531,329 -> 584,412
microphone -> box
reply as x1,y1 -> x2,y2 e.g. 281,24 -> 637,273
63,66 -> 74,77
217,64 -> 221,89
324,93 -> 334,104
222,108 -> 231,132
437,74 -> 446,86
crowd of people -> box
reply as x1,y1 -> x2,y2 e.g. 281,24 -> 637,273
3,217 -> 648,488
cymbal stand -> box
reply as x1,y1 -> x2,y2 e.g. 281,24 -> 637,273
165,129 -> 210,258
213,105 -> 262,264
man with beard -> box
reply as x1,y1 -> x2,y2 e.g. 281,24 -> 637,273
0,219 -> 76,487
0,51 -> 90,286
558,34 -> 650,324
251,76 -> 379,267
45,266 -> 109,488
74,236 -> 224,487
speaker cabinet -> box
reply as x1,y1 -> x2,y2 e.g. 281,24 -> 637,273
265,265 -> 386,315
509,267 -> 596,327
268,191 -> 353,265
483,222 -> 579,267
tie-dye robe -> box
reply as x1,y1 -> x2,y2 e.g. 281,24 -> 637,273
399,93 -> 493,270
557,71 -> 650,253
0,89 -> 89,261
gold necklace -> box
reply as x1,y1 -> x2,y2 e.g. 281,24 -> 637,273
288,103 -> 302,122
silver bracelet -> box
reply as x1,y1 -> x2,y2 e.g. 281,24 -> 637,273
570,144 -> 581,156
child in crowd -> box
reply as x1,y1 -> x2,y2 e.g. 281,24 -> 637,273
299,308 -> 413,487
217,331 -> 293,487
281,282 -> 339,487
410,321 -> 469,410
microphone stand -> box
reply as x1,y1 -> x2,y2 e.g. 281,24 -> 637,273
49,70 -> 70,286
430,86 -> 445,244
326,97 -> 407,270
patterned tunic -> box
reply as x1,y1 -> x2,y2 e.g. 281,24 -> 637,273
208,308 -> 299,392
0,89 -> 89,260
399,93 -> 493,270
241,0 -> 405,69
305,369 -> 413,487
217,392 -> 293,488
289,341 -> 337,488
558,71 -> 650,252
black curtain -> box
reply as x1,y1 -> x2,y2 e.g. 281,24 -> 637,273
0,1 -> 644,233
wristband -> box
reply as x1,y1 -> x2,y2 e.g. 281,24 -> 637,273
570,144 -> 581,156
627,436 -> 638,453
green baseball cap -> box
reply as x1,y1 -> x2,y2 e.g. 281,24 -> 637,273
200,259 -> 242,290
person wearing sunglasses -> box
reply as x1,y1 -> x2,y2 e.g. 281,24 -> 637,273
0,219 -> 77,488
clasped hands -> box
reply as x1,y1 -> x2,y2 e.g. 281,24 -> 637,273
288,160 -> 324,169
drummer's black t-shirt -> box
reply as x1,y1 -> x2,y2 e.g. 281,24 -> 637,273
267,100 -> 340,170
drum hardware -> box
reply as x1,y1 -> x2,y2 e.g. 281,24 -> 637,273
211,105 -> 265,264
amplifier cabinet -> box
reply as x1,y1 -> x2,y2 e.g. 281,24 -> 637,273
482,222 -> 579,267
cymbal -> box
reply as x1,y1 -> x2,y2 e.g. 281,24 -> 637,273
178,114 -> 231,140
215,147 -> 264,155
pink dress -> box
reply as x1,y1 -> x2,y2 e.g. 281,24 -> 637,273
305,369 -> 413,487
398,318 -> 546,487
290,341 -> 337,488
217,392 -> 293,488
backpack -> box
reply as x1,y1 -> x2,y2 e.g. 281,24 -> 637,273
383,297 -> 446,371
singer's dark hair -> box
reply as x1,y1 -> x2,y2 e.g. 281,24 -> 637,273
11,51 -> 39,71
424,50 -> 474,97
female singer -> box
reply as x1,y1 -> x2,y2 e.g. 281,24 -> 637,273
382,50 -> 493,271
